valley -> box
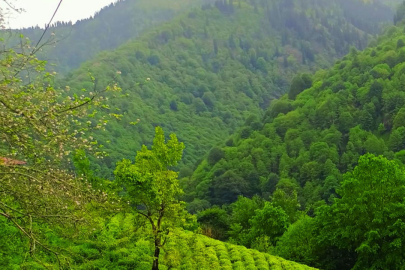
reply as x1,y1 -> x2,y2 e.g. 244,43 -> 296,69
1,0 -> 405,269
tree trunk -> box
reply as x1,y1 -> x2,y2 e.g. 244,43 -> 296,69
152,238 -> 161,270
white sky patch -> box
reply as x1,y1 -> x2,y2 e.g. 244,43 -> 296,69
1,0 -> 117,29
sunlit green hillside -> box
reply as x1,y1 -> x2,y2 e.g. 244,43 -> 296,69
68,215 -> 318,270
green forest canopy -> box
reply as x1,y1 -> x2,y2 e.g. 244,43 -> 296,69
184,7 -> 405,270
187,17 -> 405,208
59,0 -> 395,177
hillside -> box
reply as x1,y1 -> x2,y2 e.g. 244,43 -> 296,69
8,0 -> 215,73
1,211 -> 316,269
4,1 -> 405,270
185,11 -> 405,209
72,226 -> 317,270
61,0 -> 394,176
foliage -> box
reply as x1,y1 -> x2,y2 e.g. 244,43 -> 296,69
248,202 -> 290,248
115,126 -> 187,270
197,206 -> 230,241
69,220 -> 318,270
275,216 -> 318,267
288,73 -> 312,100
0,30 -> 120,265
188,17 -> 405,210
184,7 -> 405,269
316,154 -> 405,270
272,188 -> 301,223
207,147 -> 225,165
228,195 -> 265,246
3,1 -> 405,269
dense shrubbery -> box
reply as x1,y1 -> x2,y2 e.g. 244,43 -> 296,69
2,213 -> 317,269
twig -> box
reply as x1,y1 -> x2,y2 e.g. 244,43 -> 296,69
33,0 -> 63,54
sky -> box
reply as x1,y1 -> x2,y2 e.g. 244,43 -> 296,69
0,0 -> 117,29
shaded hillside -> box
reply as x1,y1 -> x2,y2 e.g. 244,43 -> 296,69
8,0 -> 214,73
185,16 -> 405,209
63,0 -> 394,176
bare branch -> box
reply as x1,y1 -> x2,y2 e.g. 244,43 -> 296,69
32,0 -> 63,53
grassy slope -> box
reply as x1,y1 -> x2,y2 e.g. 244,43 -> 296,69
160,231 -> 318,270
71,224 -> 317,270
0,211 -> 316,269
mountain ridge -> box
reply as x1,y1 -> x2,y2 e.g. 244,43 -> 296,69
6,0 -> 216,73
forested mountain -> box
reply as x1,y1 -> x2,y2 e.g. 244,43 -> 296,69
182,6 -> 405,269
62,0 -> 394,176
3,1 -> 405,270
6,0 -> 215,73
186,9 -> 405,208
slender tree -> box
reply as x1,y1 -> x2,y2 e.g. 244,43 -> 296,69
115,127 -> 187,270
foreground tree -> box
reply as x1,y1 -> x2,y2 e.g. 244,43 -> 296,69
115,127 -> 187,270
316,154 -> 405,270
0,30 -> 120,265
